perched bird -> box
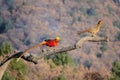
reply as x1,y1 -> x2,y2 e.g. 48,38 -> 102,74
17,36 -> 60,61
77,20 -> 103,37
44,36 -> 60,47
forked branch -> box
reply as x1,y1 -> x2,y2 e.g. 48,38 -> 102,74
0,36 -> 108,67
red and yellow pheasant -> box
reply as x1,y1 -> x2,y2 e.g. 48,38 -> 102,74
17,36 -> 60,61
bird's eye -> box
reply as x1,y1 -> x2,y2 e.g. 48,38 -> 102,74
98,20 -> 102,24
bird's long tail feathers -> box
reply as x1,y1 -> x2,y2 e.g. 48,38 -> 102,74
77,30 -> 89,35
17,41 -> 47,62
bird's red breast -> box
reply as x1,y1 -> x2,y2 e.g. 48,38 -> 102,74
45,40 -> 58,47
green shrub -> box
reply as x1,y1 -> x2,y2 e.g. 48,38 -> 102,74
2,59 -> 28,80
2,72 -> 14,80
99,33 -> 106,37
71,16 -> 81,24
100,42 -> 107,52
96,53 -> 102,58
100,46 -> 107,52
5,0 -> 15,10
22,1 -> 27,5
107,5 -> 114,14
113,20 -> 120,29
54,74 -> 67,80
0,17 -> 3,25
0,41 -> 13,56
108,61 -> 120,80
67,8 -> 75,17
51,52 -> 74,66
75,0 -> 82,3
116,32 -> 120,41
112,61 -> 120,76
0,18 -> 15,33
101,42 -> 107,46
9,59 -> 28,75
87,8 -> 96,16
23,39 -> 31,46
84,60 -> 92,69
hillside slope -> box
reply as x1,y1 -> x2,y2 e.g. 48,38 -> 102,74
0,0 -> 120,80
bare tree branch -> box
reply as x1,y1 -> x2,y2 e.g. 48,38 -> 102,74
0,51 -> 38,67
0,36 -> 108,67
0,60 -> 11,80
38,36 -> 108,59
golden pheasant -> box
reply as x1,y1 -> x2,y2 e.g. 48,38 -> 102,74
17,36 -> 60,61
77,20 -> 103,37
